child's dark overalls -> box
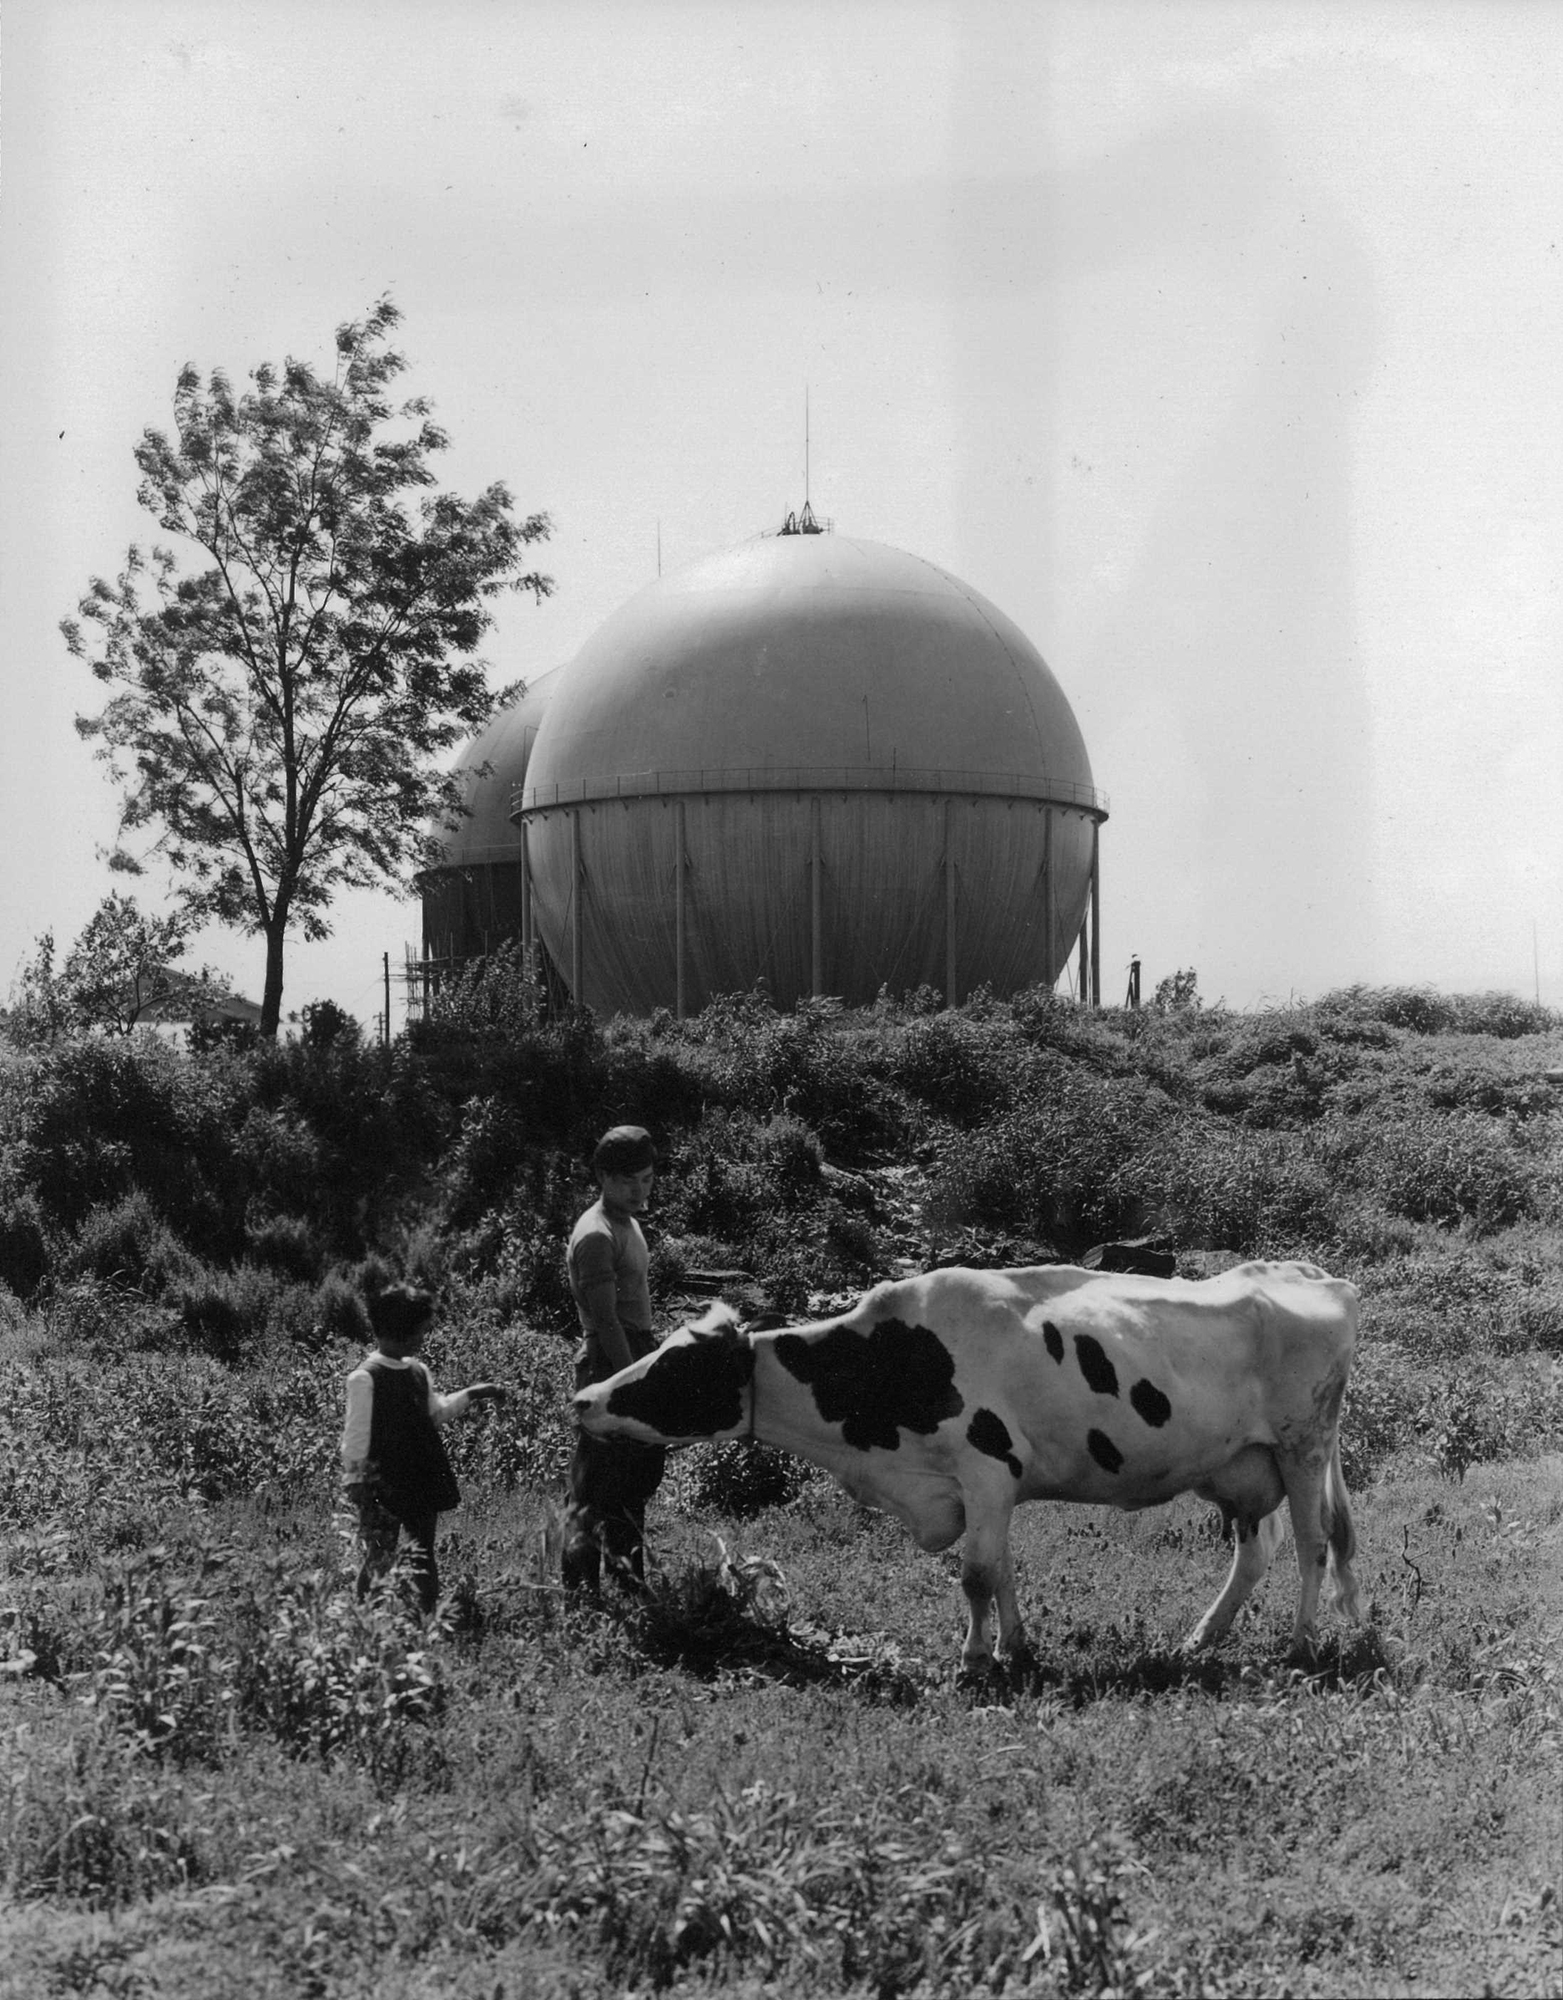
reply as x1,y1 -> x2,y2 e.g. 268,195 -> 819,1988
358,1358 -> 461,1614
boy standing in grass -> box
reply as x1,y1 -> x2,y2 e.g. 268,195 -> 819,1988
341,1283 -> 506,1615
561,1125 -> 665,1592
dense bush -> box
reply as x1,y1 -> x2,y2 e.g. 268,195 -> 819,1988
0,1185 -> 51,1297
16,1036 -> 249,1252
1372,1115 -> 1544,1234
0,979 -> 1557,1388
1319,984 -> 1558,1040
57,1191 -> 195,1294
927,1067 -> 1180,1252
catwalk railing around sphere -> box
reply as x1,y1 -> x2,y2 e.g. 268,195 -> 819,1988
512,763 -> 1109,820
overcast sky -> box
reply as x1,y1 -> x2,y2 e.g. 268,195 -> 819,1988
3,0 -> 1560,1026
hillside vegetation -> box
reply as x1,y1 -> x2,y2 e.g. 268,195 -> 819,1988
2,967 -> 1561,1996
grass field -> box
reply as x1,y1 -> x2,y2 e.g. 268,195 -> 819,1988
2,983 -> 1561,1995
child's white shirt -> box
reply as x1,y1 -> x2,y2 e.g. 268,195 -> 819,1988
340,1351 -> 472,1482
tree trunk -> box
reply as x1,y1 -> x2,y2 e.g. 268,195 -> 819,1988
260,920 -> 287,1038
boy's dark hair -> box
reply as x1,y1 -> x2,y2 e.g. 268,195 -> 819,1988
368,1282 -> 435,1347
593,1124 -> 656,1175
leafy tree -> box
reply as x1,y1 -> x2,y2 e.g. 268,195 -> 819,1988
67,299 -> 551,1036
6,894 -> 219,1043
1151,967 -> 1202,1015
298,997 -> 362,1050
5,930 -> 71,1047
63,892 -> 217,1036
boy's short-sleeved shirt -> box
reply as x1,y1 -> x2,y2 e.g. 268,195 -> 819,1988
568,1199 -> 652,1368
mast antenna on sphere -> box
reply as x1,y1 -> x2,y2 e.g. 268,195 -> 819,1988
780,386 -> 827,536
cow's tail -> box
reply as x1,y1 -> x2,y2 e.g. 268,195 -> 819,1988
1324,1438 -> 1362,1622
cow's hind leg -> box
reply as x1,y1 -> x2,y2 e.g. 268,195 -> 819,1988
1284,1440 -> 1363,1654
1325,1439 -> 1363,1626
1184,1506 -> 1285,1652
1281,1454 -> 1335,1657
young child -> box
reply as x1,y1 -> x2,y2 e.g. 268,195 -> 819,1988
340,1283 -> 506,1615
561,1125 -> 665,1591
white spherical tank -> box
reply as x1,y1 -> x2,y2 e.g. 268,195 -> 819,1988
515,532 -> 1106,1013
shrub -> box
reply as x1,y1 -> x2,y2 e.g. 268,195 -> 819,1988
0,1187 -> 51,1298
690,997 -> 902,1155
927,1068 -> 1175,1252
660,1108 -> 827,1242
85,1547 -> 235,1765
244,1212 -> 324,1282
228,1559 -> 446,1780
1373,1117 -> 1541,1233
892,1012 -> 1015,1121
441,1094 -> 531,1228
1320,985 -> 1558,1039
19,1036 -> 248,1254
57,1191 -> 194,1295
1446,991 -> 1559,1038
170,1272 -> 250,1360
753,1110 -> 825,1194
232,1104 -> 325,1218
1339,1345 -> 1426,1487
1151,967 -> 1203,1015
298,998 -> 361,1050
1160,1126 -> 1340,1252
314,1271 -> 371,1347
1,1722 -> 210,1906
1421,1052 -> 1558,1120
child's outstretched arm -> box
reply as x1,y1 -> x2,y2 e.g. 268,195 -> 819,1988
424,1369 -> 508,1427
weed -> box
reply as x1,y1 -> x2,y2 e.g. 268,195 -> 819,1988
229,1558 -> 447,1781
1,1719 -> 210,1907
1027,1835 -> 1156,1997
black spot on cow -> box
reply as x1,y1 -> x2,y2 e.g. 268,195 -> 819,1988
775,1316 -> 964,1452
1130,1378 -> 1172,1428
967,1408 -> 1022,1480
1074,1334 -> 1119,1398
605,1331 -> 753,1438
1087,1428 -> 1124,1475
1043,1320 -> 1065,1364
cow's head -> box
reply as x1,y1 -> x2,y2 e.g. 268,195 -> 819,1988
573,1303 -> 755,1445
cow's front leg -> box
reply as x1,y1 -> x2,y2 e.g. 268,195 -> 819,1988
1184,1507 -> 1284,1651
959,1510 -> 1023,1672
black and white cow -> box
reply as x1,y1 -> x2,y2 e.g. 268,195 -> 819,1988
573,1259 -> 1363,1669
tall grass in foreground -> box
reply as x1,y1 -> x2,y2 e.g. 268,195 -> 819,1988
2,1461 -> 1559,1996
